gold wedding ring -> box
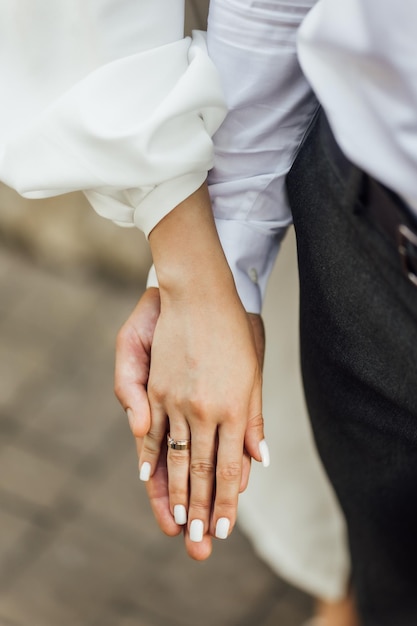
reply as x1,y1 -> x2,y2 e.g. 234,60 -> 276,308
167,433 -> 191,451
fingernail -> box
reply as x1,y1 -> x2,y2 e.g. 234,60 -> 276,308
215,517 -> 230,540
189,519 -> 204,542
139,462 -> 151,482
259,439 -> 270,467
174,505 -> 187,526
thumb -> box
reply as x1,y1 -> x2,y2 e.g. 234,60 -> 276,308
125,388 -> 151,439
244,410 -> 270,469
114,288 -> 161,437
114,323 -> 151,437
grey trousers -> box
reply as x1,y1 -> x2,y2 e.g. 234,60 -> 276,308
287,112 -> 417,626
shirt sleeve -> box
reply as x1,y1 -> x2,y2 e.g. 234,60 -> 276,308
206,0 -> 319,312
0,0 -> 226,237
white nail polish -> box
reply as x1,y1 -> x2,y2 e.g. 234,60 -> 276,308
259,439 -> 270,468
139,462 -> 151,482
189,519 -> 204,542
215,517 -> 230,540
174,505 -> 187,526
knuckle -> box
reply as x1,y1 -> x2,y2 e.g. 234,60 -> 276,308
142,430 -> 162,455
169,486 -> 187,500
215,500 -> 237,514
190,499 -> 212,514
187,394 -> 207,417
141,442 -> 157,457
190,459 -> 215,479
148,381 -> 166,406
247,412 -> 264,431
169,449 -> 190,466
217,462 -> 241,483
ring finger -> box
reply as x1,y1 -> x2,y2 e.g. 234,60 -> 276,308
167,418 -> 191,526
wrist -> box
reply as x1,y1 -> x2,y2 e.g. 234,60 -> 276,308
148,183 -> 236,299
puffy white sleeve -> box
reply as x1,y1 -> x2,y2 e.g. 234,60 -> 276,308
0,0 -> 226,236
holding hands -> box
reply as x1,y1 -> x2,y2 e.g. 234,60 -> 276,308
114,185 -> 269,560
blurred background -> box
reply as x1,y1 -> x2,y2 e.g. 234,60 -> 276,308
0,1 -> 347,625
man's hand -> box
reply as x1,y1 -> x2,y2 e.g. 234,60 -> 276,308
115,287 -> 214,558
115,288 -> 183,537
115,287 -> 160,439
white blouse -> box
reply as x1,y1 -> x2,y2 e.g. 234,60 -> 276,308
0,0 -> 226,236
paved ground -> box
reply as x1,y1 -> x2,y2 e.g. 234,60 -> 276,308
0,243 -> 313,626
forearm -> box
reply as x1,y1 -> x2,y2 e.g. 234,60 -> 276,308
148,183 -> 238,303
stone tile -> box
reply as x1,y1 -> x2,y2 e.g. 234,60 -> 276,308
0,444 -> 74,509
0,507 -> 52,591
119,531 -> 280,626
21,364 -> 123,456
0,615 -> 22,626
263,586 -> 313,626
0,509 -> 40,570
0,327 -> 51,412
84,432 -> 161,540
99,616 -> 159,626
0,521 -> 144,626
0,185 -> 152,285
0,261 -> 100,340
0,247 -> 20,319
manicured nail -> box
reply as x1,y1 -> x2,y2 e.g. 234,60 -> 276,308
189,519 -> 204,542
215,517 -> 230,540
139,462 -> 151,482
174,505 -> 187,526
259,439 -> 270,467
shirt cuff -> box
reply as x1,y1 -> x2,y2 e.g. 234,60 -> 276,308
146,218 -> 287,313
215,218 -> 286,314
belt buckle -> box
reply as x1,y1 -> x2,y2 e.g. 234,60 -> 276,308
398,224 -> 417,287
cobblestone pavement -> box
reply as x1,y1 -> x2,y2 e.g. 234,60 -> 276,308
0,244 -> 312,626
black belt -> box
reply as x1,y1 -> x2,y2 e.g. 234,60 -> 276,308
320,113 -> 417,287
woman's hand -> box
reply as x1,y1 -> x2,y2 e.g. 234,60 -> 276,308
115,184 -> 268,559
141,184 -> 267,554
115,288 -> 264,560
144,285 -> 262,548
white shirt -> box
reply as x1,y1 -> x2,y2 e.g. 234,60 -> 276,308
1,1 -> 417,312
0,1 -> 226,236
207,0 -> 417,312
